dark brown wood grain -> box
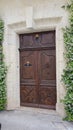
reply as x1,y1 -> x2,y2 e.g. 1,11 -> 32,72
19,31 -> 56,109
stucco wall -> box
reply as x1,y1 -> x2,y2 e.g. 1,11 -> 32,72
0,0 -> 69,117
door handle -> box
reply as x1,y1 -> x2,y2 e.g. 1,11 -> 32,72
24,61 -> 32,67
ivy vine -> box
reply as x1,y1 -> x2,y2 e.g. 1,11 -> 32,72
0,20 -> 7,110
62,0 -> 73,121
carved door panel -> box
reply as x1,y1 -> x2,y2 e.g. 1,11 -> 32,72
38,50 -> 56,109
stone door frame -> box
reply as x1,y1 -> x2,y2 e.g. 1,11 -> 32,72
3,16 -> 67,117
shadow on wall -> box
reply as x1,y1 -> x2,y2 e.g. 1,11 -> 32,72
0,123 -> 1,130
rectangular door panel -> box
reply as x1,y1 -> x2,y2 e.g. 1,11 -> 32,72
39,86 -> 56,109
20,51 -> 37,81
20,85 -> 38,105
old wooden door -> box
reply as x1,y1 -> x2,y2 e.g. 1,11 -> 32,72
19,31 -> 56,109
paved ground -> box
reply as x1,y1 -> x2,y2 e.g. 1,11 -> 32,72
0,107 -> 73,130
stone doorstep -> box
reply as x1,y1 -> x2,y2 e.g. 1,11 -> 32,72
18,107 -> 57,115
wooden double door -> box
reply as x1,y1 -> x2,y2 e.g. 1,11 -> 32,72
20,31 -> 56,109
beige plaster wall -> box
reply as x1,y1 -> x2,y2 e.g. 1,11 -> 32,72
0,0 -> 69,117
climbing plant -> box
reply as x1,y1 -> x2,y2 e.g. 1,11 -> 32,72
0,19 -> 7,110
62,0 -> 73,121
